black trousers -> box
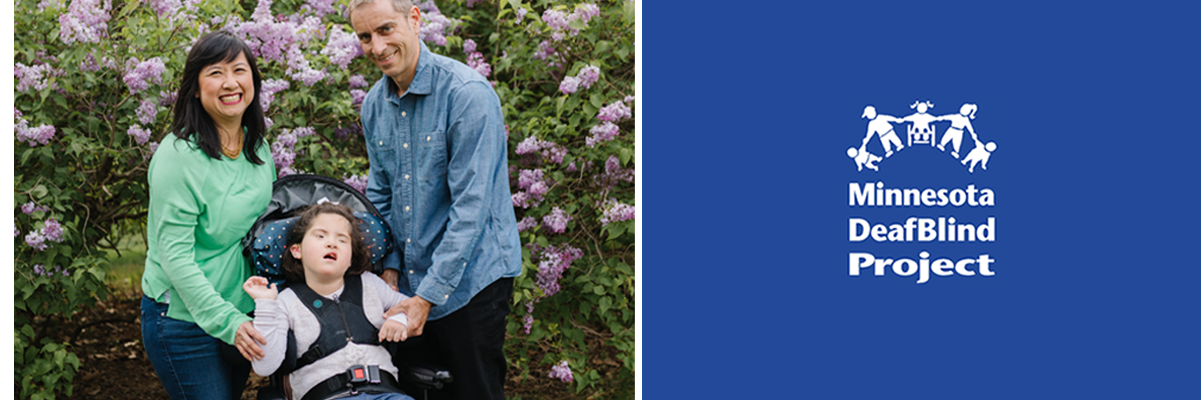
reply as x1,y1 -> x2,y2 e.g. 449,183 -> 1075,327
393,277 -> 513,400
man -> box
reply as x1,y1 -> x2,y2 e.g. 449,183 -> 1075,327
349,1 -> 523,399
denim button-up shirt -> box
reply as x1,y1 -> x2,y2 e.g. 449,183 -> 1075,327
361,42 -> 522,320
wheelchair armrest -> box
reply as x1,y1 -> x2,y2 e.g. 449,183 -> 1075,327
400,363 -> 453,390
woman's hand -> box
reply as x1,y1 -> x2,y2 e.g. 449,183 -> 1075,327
242,276 -> 278,300
235,321 -> 267,361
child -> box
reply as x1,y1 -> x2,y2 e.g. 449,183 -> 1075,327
961,140 -> 997,173
243,202 -> 415,400
847,145 -> 882,171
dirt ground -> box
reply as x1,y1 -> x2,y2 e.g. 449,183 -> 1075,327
55,291 -> 622,400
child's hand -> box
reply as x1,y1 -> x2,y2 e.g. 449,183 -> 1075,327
379,319 -> 409,342
242,276 -> 278,300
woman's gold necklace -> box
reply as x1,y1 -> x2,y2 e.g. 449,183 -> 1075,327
221,135 -> 243,159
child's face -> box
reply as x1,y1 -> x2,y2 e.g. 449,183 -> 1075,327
289,213 -> 354,281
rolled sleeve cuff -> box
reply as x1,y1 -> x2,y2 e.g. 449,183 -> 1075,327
415,280 -> 454,307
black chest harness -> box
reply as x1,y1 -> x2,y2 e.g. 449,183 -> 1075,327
279,274 -> 380,375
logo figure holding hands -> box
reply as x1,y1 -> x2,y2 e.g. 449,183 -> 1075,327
860,105 -> 905,157
937,103 -> 979,159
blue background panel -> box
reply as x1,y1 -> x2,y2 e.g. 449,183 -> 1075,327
643,1 -> 1201,398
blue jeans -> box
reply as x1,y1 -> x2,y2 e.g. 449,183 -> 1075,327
141,295 -> 251,400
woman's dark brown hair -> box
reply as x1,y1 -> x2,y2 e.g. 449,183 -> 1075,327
280,203 -> 373,283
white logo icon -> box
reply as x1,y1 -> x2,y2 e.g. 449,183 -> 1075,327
849,100 -> 997,173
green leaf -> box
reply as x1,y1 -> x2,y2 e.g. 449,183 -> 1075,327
624,1 -> 636,24
507,0 -> 522,14
30,185 -> 48,199
598,296 -> 612,314
619,147 -> 631,166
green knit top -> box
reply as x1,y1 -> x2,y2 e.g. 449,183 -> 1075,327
141,133 -> 275,344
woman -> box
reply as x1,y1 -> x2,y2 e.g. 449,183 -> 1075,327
141,30 -> 276,400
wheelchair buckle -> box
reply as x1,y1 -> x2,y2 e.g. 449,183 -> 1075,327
348,365 -> 368,384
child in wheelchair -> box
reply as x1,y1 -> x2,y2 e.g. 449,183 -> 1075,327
243,202 -> 415,400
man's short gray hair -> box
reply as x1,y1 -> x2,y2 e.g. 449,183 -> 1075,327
348,0 -> 415,22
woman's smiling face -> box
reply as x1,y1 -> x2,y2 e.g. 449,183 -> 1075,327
197,51 -> 255,127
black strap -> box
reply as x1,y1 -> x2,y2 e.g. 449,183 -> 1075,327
285,275 -> 381,373
301,367 -> 403,400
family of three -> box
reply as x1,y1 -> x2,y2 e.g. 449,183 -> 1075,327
139,1 -> 522,399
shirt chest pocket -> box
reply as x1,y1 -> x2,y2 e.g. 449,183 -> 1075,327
416,130 -> 448,181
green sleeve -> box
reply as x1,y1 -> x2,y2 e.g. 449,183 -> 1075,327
149,146 -> 250,344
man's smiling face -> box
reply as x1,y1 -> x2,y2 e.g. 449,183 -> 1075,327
352,1 -> 422,91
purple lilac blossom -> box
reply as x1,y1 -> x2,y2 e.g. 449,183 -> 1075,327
518,169 -> 545,190
292,67 -> 328,86
146,142 -> 160,160
597,100 -> 632,122
343,174 -> 368,194
137,99 -> 159,125
25,231 -> 48,251
542,9 -> 571,33
348,74 -> 369,89
322,27 -> 360,68
275,131 -> 298,148
515,8 -> 528,21
600,200 -> 636,225
264,117 -> 274,130
127,125 -> 152,145
420,11 -> 456,46
304,0 -> 337,18
463,39 -> 477,54
566,162 -> 577,172
123,57 -> 166,94
572,3 -> 600,24
351,89 -> 367,105
15,63 -> 54,93
33,264 -> 46,276
529,243 -> 583,298
516,216 -> 538,232
533,40 -> 555,61
17,124 -> 57,147
586,122 -> 619,147
260,79 -> 290,112
271,143 -> 296,172
558,76 -> 580,95
293,126 -> 316,138
466,52 -> 491,77
549,361 -> 573,383
146,0 -> 181,19
58,0 -> 111,44
159,91 -> 178,106
541,207 -> 572,233
577,65 -> 600,88
624,95 -> 635,103
80,52 -> 102,72
42,218 -> 63,242
522,312 -> 534,335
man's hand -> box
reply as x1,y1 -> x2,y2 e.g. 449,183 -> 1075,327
242,276 -> 278,301
385,296 -> 432,337
235,321 -> 266,361
378,319 -> 409,342
380,269 -> 400,292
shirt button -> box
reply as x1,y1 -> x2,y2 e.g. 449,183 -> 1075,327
404,206 -> 410,211
427,136 -> 431,141
409,270 -> 414,274
444,294 -> 449,299
401,111 -> 406,117
403,143 -> 408,149
379,141 -> 384,146
406,238 -> 411,243
404,174 -> 409,180
463,262 -> 467,267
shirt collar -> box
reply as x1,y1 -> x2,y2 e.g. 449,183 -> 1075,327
386,41 -> 434,101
